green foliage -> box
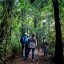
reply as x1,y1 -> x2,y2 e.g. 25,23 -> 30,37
0,0 -> 64,62
48,47 -> 55,55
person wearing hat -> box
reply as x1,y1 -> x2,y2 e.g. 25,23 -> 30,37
23,33 -> 30,60
20,32 -> 28,57
25,33 -> 37,61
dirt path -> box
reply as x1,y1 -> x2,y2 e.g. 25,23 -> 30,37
6,48 -> 50,64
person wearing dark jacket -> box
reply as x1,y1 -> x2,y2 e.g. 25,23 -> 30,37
20,33 -> 29,57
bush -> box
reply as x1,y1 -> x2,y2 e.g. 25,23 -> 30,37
48,47 -> 55,55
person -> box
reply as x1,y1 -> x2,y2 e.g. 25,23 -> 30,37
20,33 -> 29,58
20,33 -> 25,57
25,33 -> 37,61
43,37 -> 48,57
24,33 -> 30,60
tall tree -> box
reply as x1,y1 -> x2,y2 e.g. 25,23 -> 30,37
53,0 -> 63,64
0,0 -> 13,43
0,0 -> 14,63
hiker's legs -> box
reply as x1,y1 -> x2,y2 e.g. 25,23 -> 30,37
32,48 -> 35,60
45,47 -> 48,56
24,48 -> 30,60
21,44 -> 24,57
26,48 -> 31,58
44,47 -> 48,56
44,47 -> 46,56
24,44 -> 27,57
25,47 -> 28,58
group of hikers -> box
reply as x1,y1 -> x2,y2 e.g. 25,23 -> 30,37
20,32 -> 48,62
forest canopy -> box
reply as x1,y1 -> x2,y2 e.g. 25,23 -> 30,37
0,0 -> 64,64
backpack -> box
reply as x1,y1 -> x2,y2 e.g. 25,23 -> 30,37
29,37 -> 36,48
24,36 -> 29,44
21,35 -> 29,44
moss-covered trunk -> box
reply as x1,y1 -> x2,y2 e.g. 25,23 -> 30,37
0,0 -> 13,63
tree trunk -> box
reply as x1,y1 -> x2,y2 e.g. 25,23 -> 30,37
34,16 -> 37,28
0,1 -> 13,63
21,8 -> 26,34
0,0 -> 13,43
53,0 -> 63,64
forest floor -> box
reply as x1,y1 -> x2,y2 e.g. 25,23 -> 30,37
6,48 -> 51,64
